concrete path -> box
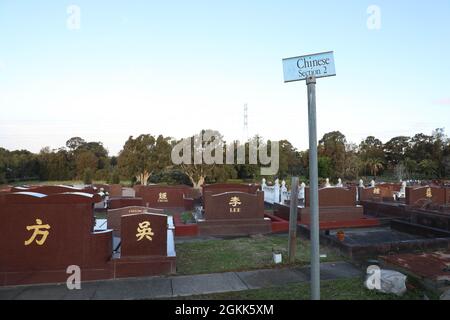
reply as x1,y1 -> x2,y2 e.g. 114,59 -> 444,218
0,261 -> 362,300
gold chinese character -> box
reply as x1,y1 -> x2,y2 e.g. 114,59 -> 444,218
136,221 -> 154,241
373,187 -> 381,195
229,196 -> 241,207
24,219 -> 51,246
158,192 -> 168,202
426,188 -> 432,198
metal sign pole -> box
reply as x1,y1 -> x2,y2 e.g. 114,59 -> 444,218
283,50 -> 335,300
306,75 -> 320,300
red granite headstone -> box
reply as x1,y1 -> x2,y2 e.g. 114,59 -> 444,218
120,213 -> 168,257
108,197 -> 144,209
0,192 -> 113,285
108,184 -> 123,197
198,191 -> 270,236
107,206 -> 164,236
275,187 -> 364,224
305,187 -> 357,207
134,185 -> 193,209
405,186 -> 447,206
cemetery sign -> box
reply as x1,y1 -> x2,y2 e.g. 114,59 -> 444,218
282,50 -> 336,300
282,51 -> 336,82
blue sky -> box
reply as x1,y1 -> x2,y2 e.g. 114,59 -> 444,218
1,1 -> 449,155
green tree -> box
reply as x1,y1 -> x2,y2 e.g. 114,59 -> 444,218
75,150 -> 98,178
364,158 -> 384,177
172,129 -> 224,188
318,131 -> 346,178
277,139 -> 302,179
418,159 -> 438,178
359,136 -> 384,162
118,134 -> 171,185
38,147 -> 72,181
383,136 -> 410,168
318,156 -> 332,178
66,137 -> 86,151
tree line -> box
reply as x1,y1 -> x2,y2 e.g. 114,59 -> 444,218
1,128 -> 449,186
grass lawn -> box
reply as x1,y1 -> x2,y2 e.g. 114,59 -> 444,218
178,277 -> 430,300
175,234 -> 342,275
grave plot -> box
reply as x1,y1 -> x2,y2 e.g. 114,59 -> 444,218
197,191 -> 271,236
319,219 -> 450,261
273,187 -> 379,230
114,212 -> 176,278
380,251 -> 450,292
173,183 -> 289,237
0,191 -> 175,286
134,185 -> 195,212
361,186 -> 450,226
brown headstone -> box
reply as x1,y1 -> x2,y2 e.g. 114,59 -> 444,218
107,206 -> 164,236
120,213 -> 168,257
203,191 -> 265,220
108,197 -> 144,209
134,185 -> 193,209
405,186 -> 447,206
305,187 -> 357,207
108,184 -> 123,197
198,191 -> 270,236
359,187 -> 383,202
0,192 -> 112,285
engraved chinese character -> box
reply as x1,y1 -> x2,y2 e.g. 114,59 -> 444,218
158,192 -> 168,202
24,219 -> 51,246
136,221 -> 154,241
373,187 -> 381,195
426,188 -> 432,198
229,196 -> 241,207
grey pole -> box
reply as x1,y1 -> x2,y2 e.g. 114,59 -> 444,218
288,177 -> 299,263
306,75 -> 320,300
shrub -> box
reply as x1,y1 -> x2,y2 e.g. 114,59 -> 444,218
181,211 -> 194,224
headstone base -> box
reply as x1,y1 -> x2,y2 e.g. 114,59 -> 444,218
197,219 -> 271,236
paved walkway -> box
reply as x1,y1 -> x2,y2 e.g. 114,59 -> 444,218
0,262 -> 362,300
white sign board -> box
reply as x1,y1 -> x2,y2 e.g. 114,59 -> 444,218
282,51 -> 336,82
